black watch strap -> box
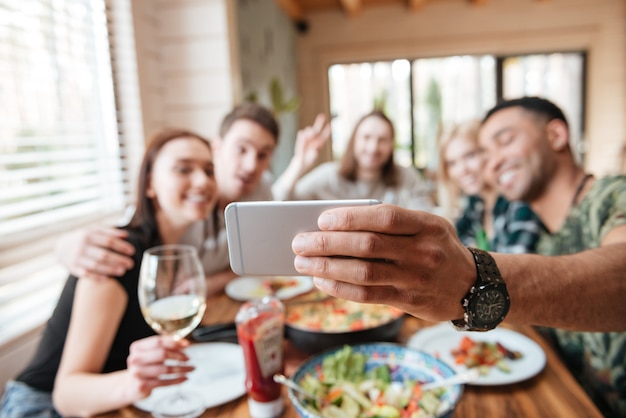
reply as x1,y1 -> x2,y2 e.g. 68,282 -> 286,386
468,247 -> 504,285
451,247 -> 508,331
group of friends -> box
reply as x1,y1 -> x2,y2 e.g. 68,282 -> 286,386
0,97 -> 624,418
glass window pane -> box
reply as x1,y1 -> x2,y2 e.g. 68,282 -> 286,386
411,55 -> 496,170
0,0 -> 123,255
503,52 -> 585,162
327,59 -> 412,165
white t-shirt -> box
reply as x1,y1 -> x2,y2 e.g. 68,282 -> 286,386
279,161 -> 434,211
180,173 -> 274,275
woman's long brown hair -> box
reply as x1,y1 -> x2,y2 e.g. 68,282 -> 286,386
338,110 -> 399,187
127,128 -> 213,244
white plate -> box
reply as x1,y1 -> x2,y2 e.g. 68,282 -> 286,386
225,276 -> 314,301
134,342 -> 246,412
407,323 -> 546,386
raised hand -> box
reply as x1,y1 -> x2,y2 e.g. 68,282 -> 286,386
272,113 -> 333,201
292,113 -> 332,175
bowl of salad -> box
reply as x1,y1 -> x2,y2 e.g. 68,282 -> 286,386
288,343 -> 463,418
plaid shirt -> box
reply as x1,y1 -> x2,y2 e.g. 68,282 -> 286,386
455,195 -> 545,254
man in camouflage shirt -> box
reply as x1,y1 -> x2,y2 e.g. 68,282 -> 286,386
535,175 -> 626,416
480,98 -> 626,417
266,96 -> 626,416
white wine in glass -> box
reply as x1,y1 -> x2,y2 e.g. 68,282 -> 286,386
138,244 -> 207,418
143,294 -> 205,340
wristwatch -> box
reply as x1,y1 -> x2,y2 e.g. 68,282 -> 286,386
451,247 -> 510,332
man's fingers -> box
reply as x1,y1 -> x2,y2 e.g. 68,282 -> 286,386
87,228 -> 135,256
317,204 -> 431,235
293,227 -> 419,262
312,277 -> 404,305
76,270 -> 113,282
93,227 -> 129,238
79,245 -> 134,275
294,252 -> 404,285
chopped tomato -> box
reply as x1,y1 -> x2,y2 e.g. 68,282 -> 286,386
326,387 -> 343,405
286,312 -> 301,322
459,335 -> 476,351
451,335 -> 523,375
454,354 -> 467,365
412,384 -> 422,400
349,319 -> 365,330
402,400 -> 419,418
305,320 -> 322,330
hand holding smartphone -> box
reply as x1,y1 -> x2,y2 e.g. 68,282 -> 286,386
225,199 -> 380,276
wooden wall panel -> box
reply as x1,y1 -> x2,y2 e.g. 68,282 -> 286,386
131,0 -> 238,140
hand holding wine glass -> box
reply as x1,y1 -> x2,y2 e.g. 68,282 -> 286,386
138,244 -> 207,418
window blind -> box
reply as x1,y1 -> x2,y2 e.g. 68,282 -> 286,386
0,0 -> 143,346
0,0 -> 125,264
105,0 -> 144,205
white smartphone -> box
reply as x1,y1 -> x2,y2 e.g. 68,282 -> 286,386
225,199 -> 381,276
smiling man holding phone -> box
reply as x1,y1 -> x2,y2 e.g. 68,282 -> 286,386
290,97 -> 626,417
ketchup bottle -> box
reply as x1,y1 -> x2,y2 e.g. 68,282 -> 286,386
236,296 -> 285,418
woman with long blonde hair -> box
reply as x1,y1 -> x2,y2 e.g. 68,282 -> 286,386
438,119 -> 544,253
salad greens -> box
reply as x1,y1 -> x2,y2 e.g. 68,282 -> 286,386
297,346 -> 448,418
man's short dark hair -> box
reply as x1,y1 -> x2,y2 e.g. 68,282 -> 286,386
483,96 -> 569,128
219,102 -> 280,143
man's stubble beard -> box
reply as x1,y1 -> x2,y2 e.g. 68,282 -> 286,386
519,157 -> 556,204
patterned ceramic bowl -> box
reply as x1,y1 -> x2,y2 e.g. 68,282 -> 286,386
288,343 -> 463,418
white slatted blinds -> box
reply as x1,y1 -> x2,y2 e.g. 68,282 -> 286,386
0,0 -> 143,349
0,0 -> 125,263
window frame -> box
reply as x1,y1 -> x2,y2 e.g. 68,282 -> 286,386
326,50 -> 588,169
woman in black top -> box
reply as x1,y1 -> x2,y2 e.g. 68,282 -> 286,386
1,128 -> 218,417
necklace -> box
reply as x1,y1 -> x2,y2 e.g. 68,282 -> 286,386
571,173 -> 593,207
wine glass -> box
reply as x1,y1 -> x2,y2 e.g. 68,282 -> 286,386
138,244 -> 207,418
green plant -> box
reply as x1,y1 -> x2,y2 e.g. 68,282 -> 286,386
244,77 -> 299,115
269,77 -> 299,114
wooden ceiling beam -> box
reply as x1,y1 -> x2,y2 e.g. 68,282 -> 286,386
467,0 -> 488,5
339,0 -> 362,17
407,0 -> 427,12
274,0 -> 305,22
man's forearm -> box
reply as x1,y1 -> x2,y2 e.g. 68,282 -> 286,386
495,243 -> 626,332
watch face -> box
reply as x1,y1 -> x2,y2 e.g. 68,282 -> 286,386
474,288 -> 509,325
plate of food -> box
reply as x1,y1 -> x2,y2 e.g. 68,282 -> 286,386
407,323 -> 546,386
134,342 -> 246,412
225,275 -> 314,301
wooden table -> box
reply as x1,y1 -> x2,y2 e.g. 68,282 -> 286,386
100,292 -> 603,418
